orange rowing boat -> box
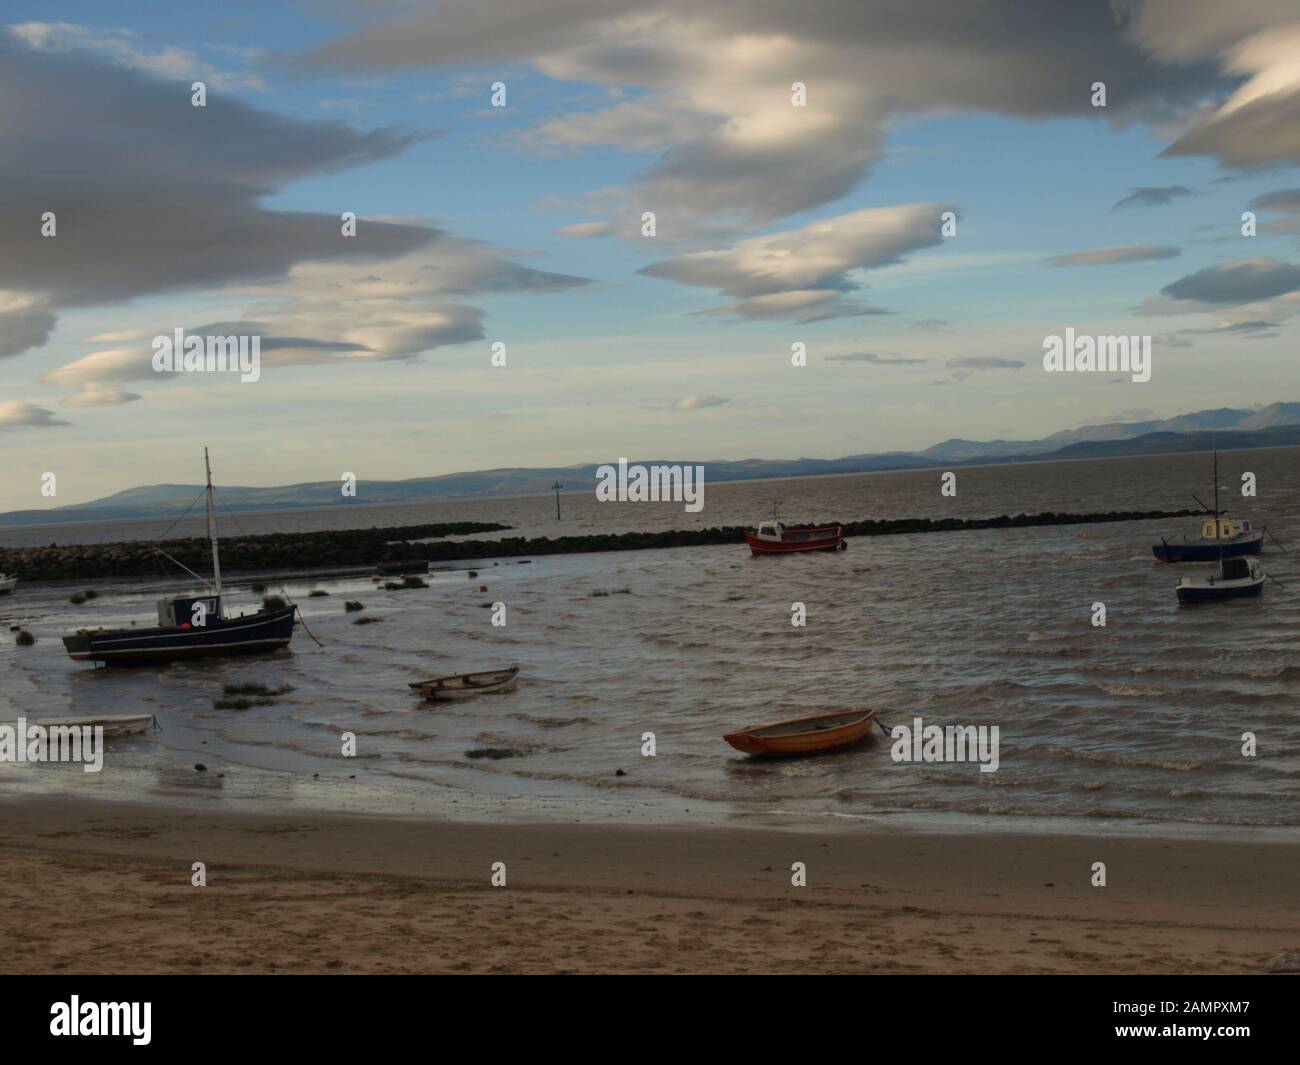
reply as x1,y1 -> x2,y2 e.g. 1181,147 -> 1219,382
722,709 -> 877,755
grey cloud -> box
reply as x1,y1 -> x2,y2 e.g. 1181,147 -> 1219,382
1163,89 -> 1300,169
947,357 -> 1024,370
1111,186 -> 1194,210
1251,188 -> 1300,213
640,203 -> 948,320
1047,244 -> 1181,266
944,355 -> 1024,382
0,400 -> 69,430
1160,258 -> 1300,304
825,352 -> 927,365
0,32 -> 435,354
0,306 -> 57,357
296,0 -> 1230,228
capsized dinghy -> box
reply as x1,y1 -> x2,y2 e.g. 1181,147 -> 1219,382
409,666 -> 520,701
723,709 -> 876,755
1175,556 -> 1265,603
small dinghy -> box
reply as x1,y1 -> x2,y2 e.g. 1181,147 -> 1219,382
723,709 -> 876,755
0,572 -> 17,595
35,714 -> 156,737
409,666 -> 519,701
1176,556 -> 1265,603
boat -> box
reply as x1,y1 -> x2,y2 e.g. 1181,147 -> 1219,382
1152,448 -> 1264,561
1175,556 -> 1266,603
409,665 -> 520,701
62,450 -> 296,667
35,714 -> 156,738
745,519 -> 845,556
0,573 -> 16,595
723,709 -> 876,755
1154,515 -> 1263,562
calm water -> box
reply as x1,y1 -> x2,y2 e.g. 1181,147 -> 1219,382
2,448 -> 1298,836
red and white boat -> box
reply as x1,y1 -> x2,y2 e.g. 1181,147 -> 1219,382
744,519 -> 845,556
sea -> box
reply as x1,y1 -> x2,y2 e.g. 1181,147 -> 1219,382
2,447 -> 1298,838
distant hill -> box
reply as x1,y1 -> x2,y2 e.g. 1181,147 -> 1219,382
3,404 -> 1299,526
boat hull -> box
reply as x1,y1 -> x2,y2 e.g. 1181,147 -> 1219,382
37,715 -> 155,738
1176,580 -> 1264,603
410,667 -> 519,700
724,709 -> 876,755
745,527 -> 845,556
0,576 -> 16,595
1153,532 -> 1263,561
63,606 -> 296,666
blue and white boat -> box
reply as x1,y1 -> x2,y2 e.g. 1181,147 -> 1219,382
1152,447 -> 1264,561
1175,556 -> 1265,603
63,450 -> 296,667
1153,515 -> 1264,562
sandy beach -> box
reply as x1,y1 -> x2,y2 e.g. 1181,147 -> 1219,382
1,796 -> 1296,974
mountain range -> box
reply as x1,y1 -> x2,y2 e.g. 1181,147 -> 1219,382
4,403 -> 1299,526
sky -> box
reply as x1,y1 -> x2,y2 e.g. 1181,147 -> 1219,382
2,0 -> 1299,511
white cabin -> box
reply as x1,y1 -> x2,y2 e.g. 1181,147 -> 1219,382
1200,517 -> 1251,540
754,520 -> 785,541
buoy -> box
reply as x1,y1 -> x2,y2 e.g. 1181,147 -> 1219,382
479,585 -> 488,592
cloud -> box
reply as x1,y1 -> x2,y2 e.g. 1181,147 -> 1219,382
1123,2 -> 1300,168
1047,244 -> 1181,266
554,220 -> 616,239
825,352 -> 927,365
0,31 -> 435,357
1159,258 -> 1300,304
0,299 -> 57,357
910,318 -> 950,331
639,202 -> 949,320
41,242 -> 591,393
0,400 -> 69,431
297,0 -> 1229,230
1111,186 -> 1194,210
9,21 -> 265,91
943,356 -> 1024,383
672,394 -> 729,410
63,384 -> 142,408
1180,315 -> 1279,338
1250,188 -> 1300,213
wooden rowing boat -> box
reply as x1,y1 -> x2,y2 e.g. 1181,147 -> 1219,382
35,714 -> 156,738
409,666 -> 520,701
723,709 -> 876,755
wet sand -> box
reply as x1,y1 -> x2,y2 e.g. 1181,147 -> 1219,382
1,797 -> 1296,974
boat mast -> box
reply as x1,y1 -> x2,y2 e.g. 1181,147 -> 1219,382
1212,439 -> 1220,539
205,447 -> 222,597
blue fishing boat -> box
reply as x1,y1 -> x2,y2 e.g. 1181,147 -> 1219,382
1152,447 -> 1264,561
63,450 -> 296,667
1154,515 -> 1264,561
1175,556 -> 1265,603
